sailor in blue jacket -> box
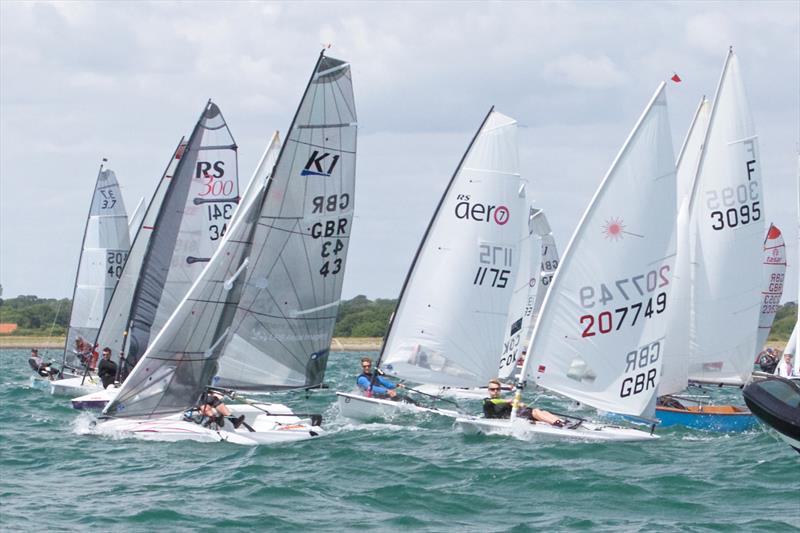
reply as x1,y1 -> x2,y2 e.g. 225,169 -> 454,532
357,357 -> 402,398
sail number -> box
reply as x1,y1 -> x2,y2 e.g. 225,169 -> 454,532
207,204 -> 232,241
106,251 -> 128,279
762,273 -> 783,314
620,340 -> 660,398
99,189 -> 117,209
580,293 -> 666,337
579,266 -> 669,308
705,159 -> 760,231
474,244 -> 513,289
310,217 -> 349,278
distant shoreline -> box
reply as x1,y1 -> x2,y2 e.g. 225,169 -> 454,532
0,336 -> 383,352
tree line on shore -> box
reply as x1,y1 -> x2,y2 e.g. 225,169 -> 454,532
0,294 -> 796,341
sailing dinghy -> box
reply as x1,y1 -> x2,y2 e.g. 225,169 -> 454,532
93,52 -> 356,444
338,109 -> 529,420
654,50 -> 766,431
39,164 -> 129,391
456,82 -> 676,442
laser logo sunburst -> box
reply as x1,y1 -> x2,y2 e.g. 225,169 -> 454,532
601,217 -> 644,240
602,217 -> 625,240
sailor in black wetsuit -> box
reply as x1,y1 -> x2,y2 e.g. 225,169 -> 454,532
482,379 -> 566,426
97,347 -> 118,389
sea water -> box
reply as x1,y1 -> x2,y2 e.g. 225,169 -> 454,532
1,349 -> 797,532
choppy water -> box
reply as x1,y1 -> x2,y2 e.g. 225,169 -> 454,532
1,348 -> 797,532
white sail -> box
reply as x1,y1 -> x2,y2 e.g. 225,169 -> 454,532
380,110 -> 526,388
534,213 -> 559,319
128,197 -> 146,242
93,139 -> 185,358
497,208 -> 557,380
757,224 -> 786,350
524,83 -> 676,416
498,205 -> 540,380
687,50 -> 766,385
658,99 -> 711,397
63,166 -> 130,369
216,54 -> 356,391
675,97 -> 711,211
104,151 -> 269,418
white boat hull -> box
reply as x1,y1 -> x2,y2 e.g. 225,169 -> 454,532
454,416 -> 659,442
92,403 -> 323,445
50,376 -> 103,397
71,386 -> 119,410
336,392 -> 460,421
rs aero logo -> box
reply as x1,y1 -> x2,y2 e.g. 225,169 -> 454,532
302,151 -> 340,177
454,194 -> 509,225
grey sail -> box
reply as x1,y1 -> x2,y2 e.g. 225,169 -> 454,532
217,54 -> 357,391
104,176 -> 266,418
93,139 -> 186,361
121,102 -> 239,379
63,166 -> 129,370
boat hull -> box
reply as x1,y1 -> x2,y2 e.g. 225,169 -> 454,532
336,392 -> 460,421
742,377 -> 800,454
655,405 -> 758,432
71,387 -> 119,410
93,403 -> 323,446
50,376 -> 103,397
454,416 -> 659,442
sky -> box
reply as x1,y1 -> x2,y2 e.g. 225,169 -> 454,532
1,1 -> 798,303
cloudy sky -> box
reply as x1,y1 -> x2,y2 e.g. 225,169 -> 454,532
1,1 -> 798,303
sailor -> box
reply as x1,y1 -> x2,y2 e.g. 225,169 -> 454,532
356,357 -> 403,399
482,378 -> 566,427
97,347 -> 118,389
776,352 -> 796,378
197,390 -> 245,429
28,348 -> 58,379
757,348 -> 778,374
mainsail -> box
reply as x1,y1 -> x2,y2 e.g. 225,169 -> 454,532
105,52 -> 356,417
658,97 -> 710,397
63,165 -> 130,370
112,103 -> 239,380
757,224 -> 786,351
523,83 -> 676,416
686,50 -> 766,385
380,109 -> 526,388
497,208 -> 556,381
216,54 -> 356,391
533,211 -> 559,319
